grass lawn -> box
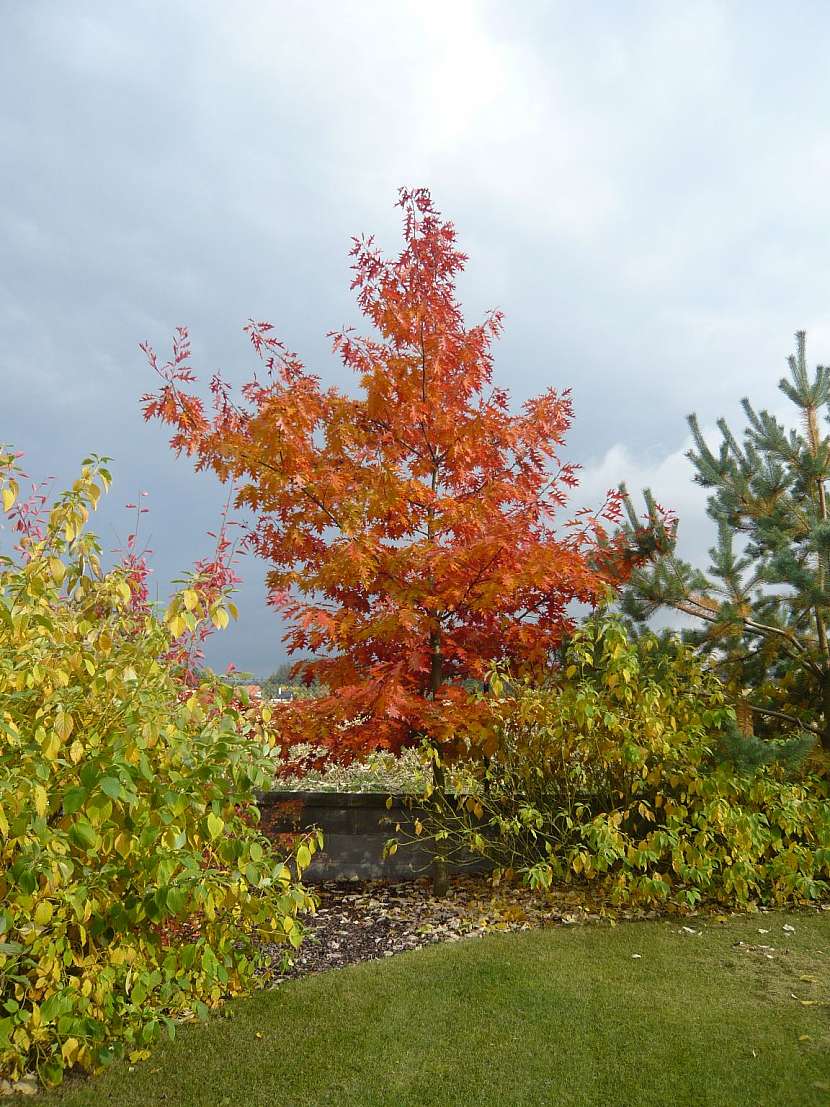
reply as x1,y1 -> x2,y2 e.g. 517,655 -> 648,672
23,910 -> 830,1107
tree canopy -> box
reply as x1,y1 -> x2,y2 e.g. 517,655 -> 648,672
144,189 -> 648,762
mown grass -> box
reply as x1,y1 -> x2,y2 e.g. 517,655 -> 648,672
22,910 -> 830,1107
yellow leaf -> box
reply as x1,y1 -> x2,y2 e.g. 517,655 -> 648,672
62,1038 -> 80,1064
116,580 -> 132,605
34,784 -> 48,818
168,614 -> 185,639
56,712 -> 74,741
261,706 -> 272,723
49,557 -> 66,585
1,486 -> 16,512
69,740 -> 85,764
296,843 -> 312,869
0,805 -> 8,837
211,607 -> 230,630
34,901 -> 53,926
183,589 -> 199,611
42,732 -> 61,761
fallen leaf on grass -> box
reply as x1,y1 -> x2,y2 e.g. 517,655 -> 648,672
0,1077 -> 37,1098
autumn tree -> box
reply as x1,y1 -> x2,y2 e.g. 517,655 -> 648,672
620,331 -> 830,754
143,188 -> 644,777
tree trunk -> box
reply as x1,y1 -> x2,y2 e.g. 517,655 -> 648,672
431,758 -> 450,897
428,628 -> 450,896
431,857 -> 450,897
821,674 -> 830,752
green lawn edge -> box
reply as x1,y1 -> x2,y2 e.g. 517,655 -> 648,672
21,911 -> 830,1107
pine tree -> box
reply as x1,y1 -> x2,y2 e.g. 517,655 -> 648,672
620,331 -> 830,752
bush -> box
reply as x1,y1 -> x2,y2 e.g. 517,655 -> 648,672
277,744 -> 483,794
426,619 -> 830,908
0,451 -> 320,1086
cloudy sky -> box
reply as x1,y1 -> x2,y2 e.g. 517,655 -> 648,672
2,1 -> 828,674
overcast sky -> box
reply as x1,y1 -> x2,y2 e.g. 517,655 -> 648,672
2,1 -> 828,674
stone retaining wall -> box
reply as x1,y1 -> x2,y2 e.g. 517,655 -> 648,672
258,791 -> 489,883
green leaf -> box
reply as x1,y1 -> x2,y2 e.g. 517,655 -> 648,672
63,787 -> 87,815
13,866 -> 36,895
69,819 -> 99,851
38,1054 -> 64,1087
166,888 -> 187,916
100,776 -> 123,801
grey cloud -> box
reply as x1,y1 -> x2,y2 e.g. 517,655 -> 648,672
2,0 -> 829,672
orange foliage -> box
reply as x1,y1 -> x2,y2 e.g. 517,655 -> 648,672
143,189 -> 639,761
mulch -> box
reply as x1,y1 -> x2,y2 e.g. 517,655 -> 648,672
264,875 -> 663,982
261,877 -> 830,984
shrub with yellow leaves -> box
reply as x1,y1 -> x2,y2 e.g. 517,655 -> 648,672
0,448 -> 320,1086
427,619 -> 830,908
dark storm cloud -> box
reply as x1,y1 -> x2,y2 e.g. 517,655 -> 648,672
3,0 -> 829,671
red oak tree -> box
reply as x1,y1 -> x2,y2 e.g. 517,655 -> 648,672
142,188 -> 644,764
